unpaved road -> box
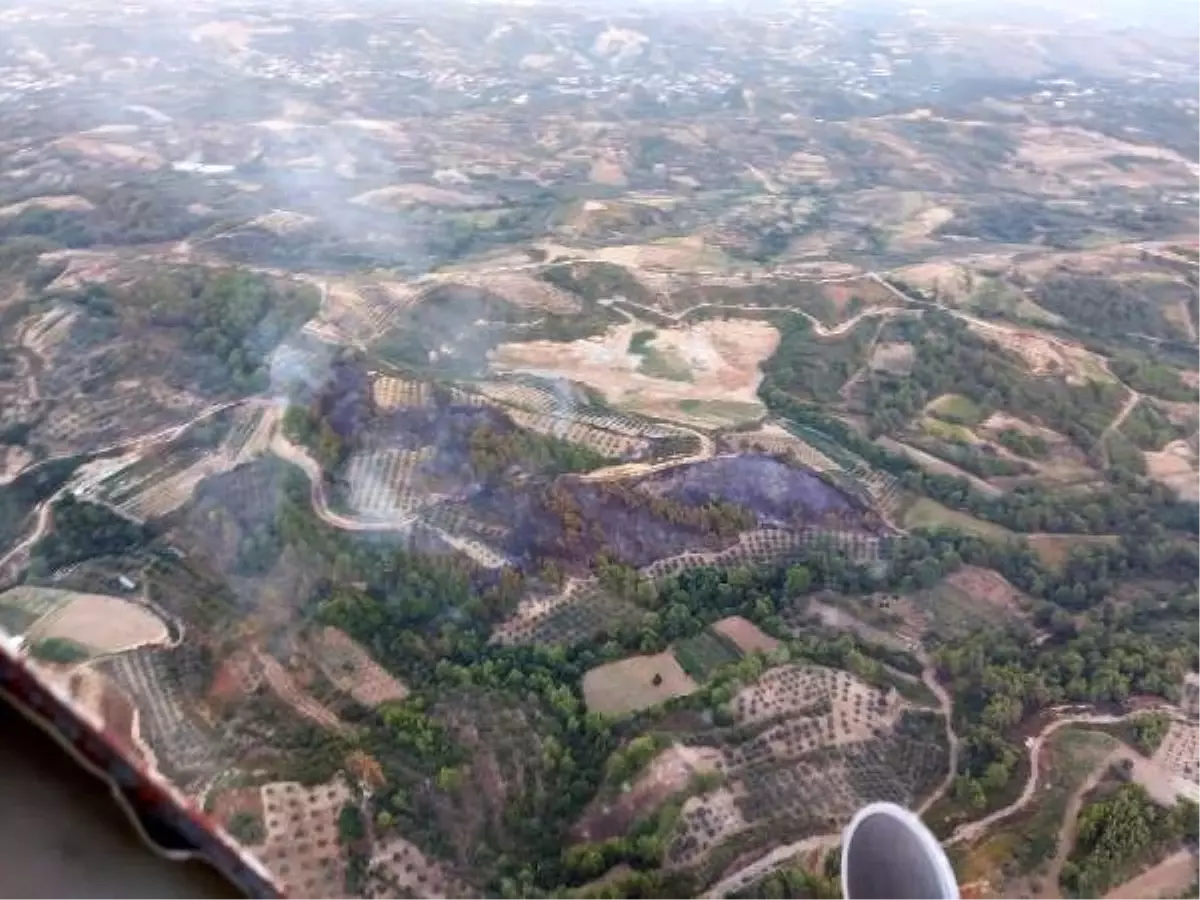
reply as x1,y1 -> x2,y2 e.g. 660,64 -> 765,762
1099,388 -> 1143,448
917,663 -> 961,816
1039,746 -> 1127,898
948,708 -> 1178,847
576,427 -> 717,482
270,432 -> 419,533
702,834 -> 840,899
614,296 -> 905,339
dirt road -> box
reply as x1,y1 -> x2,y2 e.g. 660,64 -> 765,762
614,296 -> 904,339
701,834 -> 840,899
1099,388 -> 1143,447
269,432 -> 419,533
947,708 -> 1178,847
917,663 -> 961,816
1039,746 -> 1128,898
1103,848 -> 1199,899
576,427 -> 717,482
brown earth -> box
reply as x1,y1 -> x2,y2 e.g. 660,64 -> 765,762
712,616 -> 781,654
575,744 -> 723,842
582,652 -> 698,716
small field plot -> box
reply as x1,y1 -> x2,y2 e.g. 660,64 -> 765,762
575,744 -> 724,843
583,651 -> 698,716
712,616 -> 781,655
257,778 -> 353,899
308,626 -> 409,707
28,591 -> 168,655
792,593 -> 925,654
367,834 -> 469,900
344,447 -> 435,520
371,375 -> 430,410
673,629 -> 744,680
900,497 -> 1013,541
1143,439 -> 1200,503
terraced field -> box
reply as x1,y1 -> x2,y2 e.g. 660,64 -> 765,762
100,647 -> 224,790
344,447 -> 436,520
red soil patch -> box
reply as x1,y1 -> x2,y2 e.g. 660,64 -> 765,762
712,615 -> 781,654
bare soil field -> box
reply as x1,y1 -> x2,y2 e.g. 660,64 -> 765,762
31,592 -> 169,655
308,626 -> 410,707
1143,439 -> 1199,502
591,235 -> 730,271
712,616 -> 780,654
36,663 -> 146,765
575,744 -> 723,842
489,319 -> 779,424
942,566 -> 1028,619
257,778 -> 353,898
1104,849 -> 1199,900
582,651 -> 698,716
891,261 -> 976,302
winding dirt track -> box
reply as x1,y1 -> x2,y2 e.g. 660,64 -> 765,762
917,663 -> 961,816
269,433 -> 419,533
947,707 -> 1178,847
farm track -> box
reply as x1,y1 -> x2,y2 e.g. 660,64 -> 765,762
1038,746 -> 1127,899
947,706 -> 1183,847
269,433 -> 419,533
917,662 -> 960,816
0,399 -> 255,582
1098,388 -> 1143,452
613,296 -> 904,338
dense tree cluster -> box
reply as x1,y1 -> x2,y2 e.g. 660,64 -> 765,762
1033,275 -> 1187,342
1061,784 -> 1199,898
468,422 -> 613,480
861,313 -> 1126,448
30,493 -> 153,574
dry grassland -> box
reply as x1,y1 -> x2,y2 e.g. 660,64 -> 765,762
712,616 -> 780,654
0,194 -> 95,218
583,651 -> 698,716
876,436 -> 1001,497
869,341 -> 915,374
350,183 -> 488,208
965,319 -> 1112,384
1103,849 -> 1199,900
